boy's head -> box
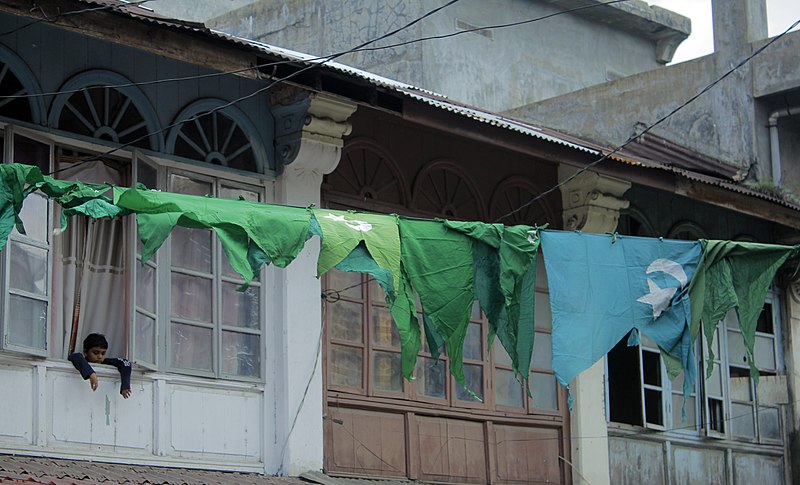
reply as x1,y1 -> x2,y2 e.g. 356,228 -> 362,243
83,333 -> 108,364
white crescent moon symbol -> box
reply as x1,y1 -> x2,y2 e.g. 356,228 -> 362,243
645,258 -> 688,288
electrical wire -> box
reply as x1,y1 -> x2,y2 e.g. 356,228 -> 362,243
0,0 -> 633,101
494,17 -> 800,223
44,0 -> 463,176
0,0 -> 155,38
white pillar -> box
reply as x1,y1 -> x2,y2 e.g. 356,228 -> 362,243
558,166 -> 630,485
269,94 -> 356,475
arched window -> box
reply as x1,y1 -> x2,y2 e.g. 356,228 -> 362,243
489,175 -> 556,226
49,70 -> 162,151
166,99 -> 267,174
411,159 -> 485,220
0,44 -> 46,124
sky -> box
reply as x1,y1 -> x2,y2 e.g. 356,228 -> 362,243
647,0 -> 800,63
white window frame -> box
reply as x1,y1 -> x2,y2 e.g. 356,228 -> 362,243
0,126 -> 54,356
608,290 -> 784,444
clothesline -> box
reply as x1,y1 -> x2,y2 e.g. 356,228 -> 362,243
0,163 -> 796,406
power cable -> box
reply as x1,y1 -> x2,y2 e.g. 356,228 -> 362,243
495,17 -> 800,223
0,0 -> 633,101
0,0 -> 155,38
44,0 -> 463,176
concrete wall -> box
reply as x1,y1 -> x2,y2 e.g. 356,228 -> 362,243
507,2 -> 800,192
158,0 -> 688,113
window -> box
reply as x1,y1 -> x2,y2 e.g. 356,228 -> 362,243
608,292 -> 783,443
1,131 -> 52,355
0,124 -> 266,383
325,255 -> 561,413
133,163 -> 265,380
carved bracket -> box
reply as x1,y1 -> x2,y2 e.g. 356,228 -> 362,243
558,166 -> 631,233
273,92 -> 356,172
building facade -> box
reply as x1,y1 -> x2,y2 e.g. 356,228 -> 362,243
0,1 -> 797,484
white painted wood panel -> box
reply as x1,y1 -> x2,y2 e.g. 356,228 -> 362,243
49,368 -> 154,452
168,384 -> 262,460
0,365 -> 33,444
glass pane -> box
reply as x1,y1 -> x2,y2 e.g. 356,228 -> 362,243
171,226 -> 212,273
134,312 -> 155,364
372,350 -> 403,392
14,135 -> 50,173
754,336 -> 776,371
707,363 -> 723,397
463,323 -> 482,360
756,304 -> 773,334
7,295 -> 47,349
9,241 -> 48,295
416,356 -> 446,399
222,331 -> 260,377
531,371 -> 558,410
171,322 -> 212,371
221,281 -> 260,328
731,403 -> 755,438
136,261 -> 155,313
328,270 -> 362,300
14,193 -> 48,242
222,252 -> 257,280
758,407 -> 781,441
672,395 -> 696,431
532,332 -> 552,370
492,339 -> 512,367
642,350 -> 662,387
495,368 -> 524,408
534,291 -> 551,330
171,174 -> 212,196
729,370 -> 752,402
535,254 -> 548,290
330,344 -> 363,388
727,330 -> 748,366
369,278 -> 386,303
330,300 -> 363,342
171,272 -> 212,322
219,185 -> 260,202
471,300 -> 482,320
456,364 -> 483,402
137,159 -> 157,189
371,306 -> 400,349
708,398 -> 725,433
644,388 -> 663,425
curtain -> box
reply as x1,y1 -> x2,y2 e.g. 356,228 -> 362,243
55,160 -> 127,357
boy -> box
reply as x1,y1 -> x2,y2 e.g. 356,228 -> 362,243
68,333 -> 132,399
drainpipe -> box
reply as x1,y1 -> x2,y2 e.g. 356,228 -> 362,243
768,106 -> 800,185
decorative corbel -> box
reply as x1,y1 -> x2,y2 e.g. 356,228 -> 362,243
558,166 -> 631,234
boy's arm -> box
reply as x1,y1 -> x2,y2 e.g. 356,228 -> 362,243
68,353 -> 96,380
103,357 -> 132,392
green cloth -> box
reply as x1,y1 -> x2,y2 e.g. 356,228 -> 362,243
688,240 -> 797,383
399,218 -> 475,393
113,187 -> 311,282
314,209 -> 402,295
314,210 -> 421,378
0,164 -> 124,251
444,220 -> 540,391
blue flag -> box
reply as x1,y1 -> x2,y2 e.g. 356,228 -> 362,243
540,231 -> 702,400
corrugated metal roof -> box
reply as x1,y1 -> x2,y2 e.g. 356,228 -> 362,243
0,454 -> 307,485
59,1 -> 800,214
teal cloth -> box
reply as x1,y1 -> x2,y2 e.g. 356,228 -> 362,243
541,231 -> 702,403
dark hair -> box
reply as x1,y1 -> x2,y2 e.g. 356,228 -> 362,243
83,333 -> 108,352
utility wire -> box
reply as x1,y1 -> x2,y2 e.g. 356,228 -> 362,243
45,0 -> 462,176
495,17 -> 800,223
0,0 -> 632,101
0,0 -> 155,38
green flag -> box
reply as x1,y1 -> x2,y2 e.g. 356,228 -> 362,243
689,240 -> 797,383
